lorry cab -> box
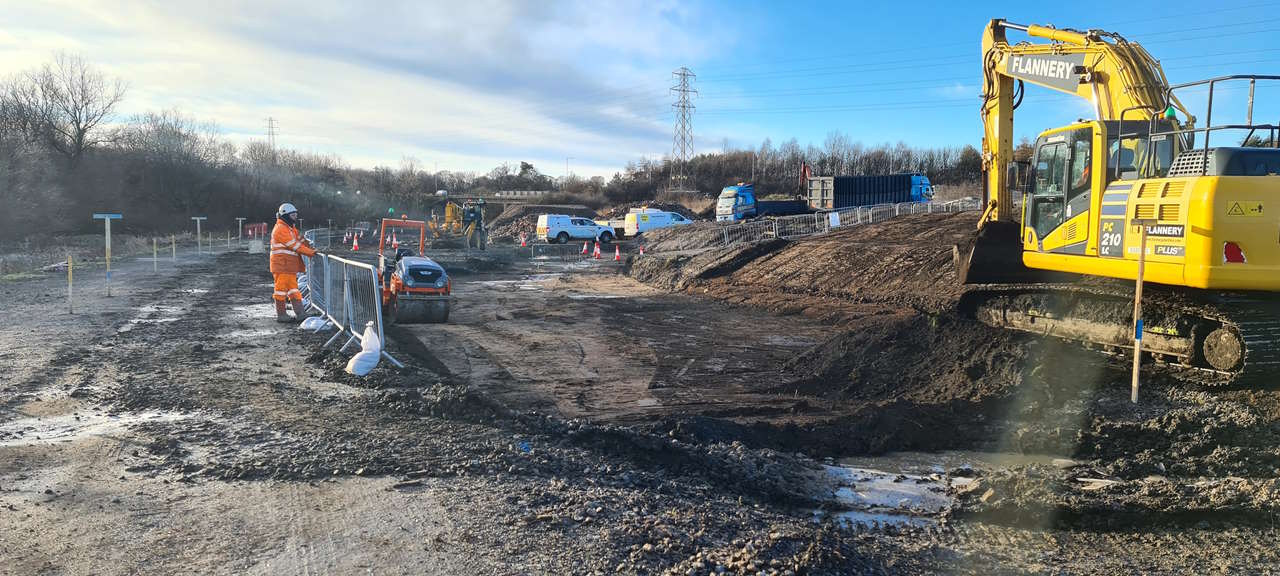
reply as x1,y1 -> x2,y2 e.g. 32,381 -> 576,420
716,184 -> 756,222
911,175 -> 935,202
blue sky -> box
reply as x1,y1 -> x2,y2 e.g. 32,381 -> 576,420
1,0 -> 1277,177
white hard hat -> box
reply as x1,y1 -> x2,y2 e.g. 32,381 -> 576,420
277,203 -> 298,218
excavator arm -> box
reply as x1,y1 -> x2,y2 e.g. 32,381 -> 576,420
979,19 -> 1189,226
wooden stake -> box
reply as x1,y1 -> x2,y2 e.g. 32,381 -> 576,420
1130,219 -> 1154,403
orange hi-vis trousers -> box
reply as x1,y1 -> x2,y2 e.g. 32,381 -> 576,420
273,273 -> 300,302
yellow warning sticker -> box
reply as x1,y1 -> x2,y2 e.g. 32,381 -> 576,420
1226,201 -> 1264,217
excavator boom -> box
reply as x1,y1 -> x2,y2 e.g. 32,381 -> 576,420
979,19 -> 1188,226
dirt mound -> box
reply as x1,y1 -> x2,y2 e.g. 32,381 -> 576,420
602,201 -> 702,221
489,204 -> 599,242
637,222 -> 727,253
632,212 -> 977,315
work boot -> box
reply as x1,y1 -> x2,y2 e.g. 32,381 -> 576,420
275,300 -> 296,323
290,298 -> 317,320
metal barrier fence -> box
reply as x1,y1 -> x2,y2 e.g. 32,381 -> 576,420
718,198 -> 980,247
303,228 -> 336,250
527,242 -> 596,261
302,252 -> 403,369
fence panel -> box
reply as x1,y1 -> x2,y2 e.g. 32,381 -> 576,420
303,228 -> 335,250
723,220 -> 776,245
303,253 -> 402,369
773,212 -> 826,238
306,254 -> 331,322
719,199 -> 981,248
529,243 -> 594,261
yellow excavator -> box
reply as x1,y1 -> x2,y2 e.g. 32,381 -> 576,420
958,19 -> 1280,385
427,196 -> 488,250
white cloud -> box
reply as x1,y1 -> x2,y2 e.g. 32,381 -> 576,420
0,0 -> 736,176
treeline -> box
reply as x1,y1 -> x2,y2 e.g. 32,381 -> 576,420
601,136 -> 982,204
1,54 -> 983,240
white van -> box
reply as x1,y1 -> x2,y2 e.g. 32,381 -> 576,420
624,209 -> 694,236
536,214 -> 615,244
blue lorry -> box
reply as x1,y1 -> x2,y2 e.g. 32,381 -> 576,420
715,184 -> 811,222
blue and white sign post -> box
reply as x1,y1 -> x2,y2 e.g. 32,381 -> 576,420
93,213 -> 122,297
1130,218 -> 1155,403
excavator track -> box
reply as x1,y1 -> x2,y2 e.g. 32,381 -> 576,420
959,282 -> 1280,387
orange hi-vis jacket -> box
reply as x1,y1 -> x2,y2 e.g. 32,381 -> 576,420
269,218 -> 316,274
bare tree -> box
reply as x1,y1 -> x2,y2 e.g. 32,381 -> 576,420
2,53 -> 127,165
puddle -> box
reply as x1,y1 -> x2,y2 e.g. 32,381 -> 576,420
635,398 -> 660,407
762,334 -> 816,347
179,288 -> 209,294
471,274 -> 562,292
0,411 -> 191,447
565,293 -> 625,300
220,327 -> 281,340
229,304 -> 277,320
813,451 -> 1050,530
118,304 -> 183,333
839,450 -> 1057,475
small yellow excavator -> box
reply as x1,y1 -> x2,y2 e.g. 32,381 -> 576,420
958,19 -> 1280,385
427,196 -> 488,250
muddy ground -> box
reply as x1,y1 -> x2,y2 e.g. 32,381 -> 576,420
3,217 -> 1280,574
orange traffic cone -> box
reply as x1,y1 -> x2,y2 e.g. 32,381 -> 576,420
638,244 -> 645,255
581,241 -> 589,255
592,242 -> 601,259
352,235 -> 360,251
520,234 -> 527,247
613,245 -> 621,262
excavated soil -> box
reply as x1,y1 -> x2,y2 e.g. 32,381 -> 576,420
627,211 -> 1280,538
7,211 -> 1280,573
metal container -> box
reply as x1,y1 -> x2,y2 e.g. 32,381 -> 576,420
808,174 -> 919,209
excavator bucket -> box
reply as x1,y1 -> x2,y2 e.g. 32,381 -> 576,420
955,221 -> 1067,284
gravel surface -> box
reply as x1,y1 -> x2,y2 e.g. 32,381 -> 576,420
4,227 -> 1280,574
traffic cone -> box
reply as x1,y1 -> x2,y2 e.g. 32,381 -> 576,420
581,241 -> 589,255
392,232 -> 400,250
520,234 -> 527,247
638,244 -> 645,255
592,242 -> 601,259
613,245 -> 621,262
352,235 -> 360,251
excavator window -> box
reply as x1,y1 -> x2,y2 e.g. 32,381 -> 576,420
1103,120 -> 1177,180
1066,128 -> 1093,219
1028,138 -> 1068,239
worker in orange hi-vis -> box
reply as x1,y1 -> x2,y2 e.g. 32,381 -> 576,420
269,203 -> 318,323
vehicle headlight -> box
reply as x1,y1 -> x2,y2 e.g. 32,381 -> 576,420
435,276 -> 446,288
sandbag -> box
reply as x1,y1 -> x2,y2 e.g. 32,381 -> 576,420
299,316 -> 330,331
345,350 -> 379,376
359,321 -> 381,353
343,322 -> 382,376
